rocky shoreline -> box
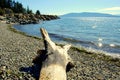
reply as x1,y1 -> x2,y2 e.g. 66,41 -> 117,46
0,22 -> 120,80
0,14 -> 59,24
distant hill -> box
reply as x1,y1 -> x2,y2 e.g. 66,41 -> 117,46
116,14 -> 120,16
61,12 -> 120,17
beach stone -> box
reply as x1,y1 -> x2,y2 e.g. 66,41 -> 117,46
95,74 -> 104,80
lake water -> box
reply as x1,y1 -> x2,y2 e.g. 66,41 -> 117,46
14,17 -> 120,54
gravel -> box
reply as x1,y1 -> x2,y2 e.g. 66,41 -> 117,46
0,22 -> 120,80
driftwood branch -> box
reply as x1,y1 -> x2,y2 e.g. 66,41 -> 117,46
33,28 -> 74,80
40,28 -> 48,53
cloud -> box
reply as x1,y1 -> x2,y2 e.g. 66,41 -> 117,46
100,7 -> 120,11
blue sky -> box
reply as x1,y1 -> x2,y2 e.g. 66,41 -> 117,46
15,0 -> 120,15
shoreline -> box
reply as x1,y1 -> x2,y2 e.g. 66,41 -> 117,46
13,19 -> 120,56
0,13 -> 60,25
0,22 -> 120,79
12,23 -> 120,59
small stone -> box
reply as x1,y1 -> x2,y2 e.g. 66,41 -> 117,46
19,76 -> 23,79
0,65 -> 6,71
95,74 -> 104,80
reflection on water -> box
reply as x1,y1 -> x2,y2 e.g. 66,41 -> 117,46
110,44 -> 115,47
98,42 -> 103,47
92,25 -> 97,29
98,38 -> 103,41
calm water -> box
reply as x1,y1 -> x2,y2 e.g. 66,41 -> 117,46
14,17 -> 120,54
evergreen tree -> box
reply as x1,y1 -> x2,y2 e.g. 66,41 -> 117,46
7,0 -> 12,8
0,0 -> 32,14
36,10 -> 40,15
23,8 -> 27,14
27,6 -> 32,14
27,6 -> 30,13
0,0 -> 6,8
12,1 -> 25,13
17,2 -> 24,13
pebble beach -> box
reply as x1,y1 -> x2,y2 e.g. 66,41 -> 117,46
0,22 -> 120,80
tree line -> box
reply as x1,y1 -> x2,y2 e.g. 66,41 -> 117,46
0,0 -> 40,15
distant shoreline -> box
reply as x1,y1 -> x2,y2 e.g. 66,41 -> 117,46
61,12 -> 120,17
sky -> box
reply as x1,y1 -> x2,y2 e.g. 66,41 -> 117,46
15,0 -> 120,15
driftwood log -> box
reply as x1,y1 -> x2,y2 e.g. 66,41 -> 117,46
33,28 -> 74,80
